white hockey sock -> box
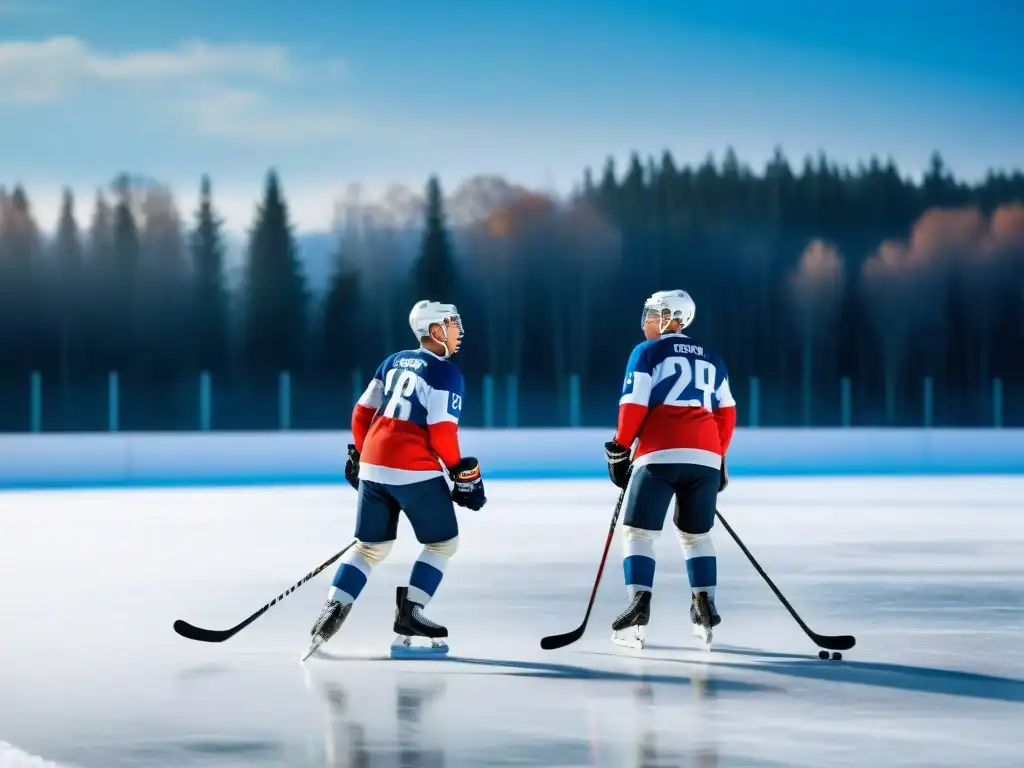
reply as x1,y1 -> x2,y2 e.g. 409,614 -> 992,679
623,525 -> 660,600
328,540 -> 393,604
675,528 -> 717,599
407,537 -> 459,607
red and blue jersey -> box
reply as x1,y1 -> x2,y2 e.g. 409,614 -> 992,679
351,348 -> 465,485
613,333 -> 736,470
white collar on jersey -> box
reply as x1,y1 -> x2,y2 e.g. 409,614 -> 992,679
419,347 -> 447,361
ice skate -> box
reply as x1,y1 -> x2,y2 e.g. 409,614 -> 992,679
611,590 -> 651,649
690,591 -> 720,650
302,599 -> 352,661
390,587 -> 449,659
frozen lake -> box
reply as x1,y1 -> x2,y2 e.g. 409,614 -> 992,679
2,477 -> 1023,767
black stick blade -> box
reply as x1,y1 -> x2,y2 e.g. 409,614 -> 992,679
171,542 -> 354,646
540,626 -> 585,650
814,634 -> 856,651
173,619 -> 236,643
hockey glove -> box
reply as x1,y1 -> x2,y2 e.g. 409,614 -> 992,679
604,441 -> 631,489
344,444 -> 360,491
718,456 -> 729,493
450,457 -> 486,510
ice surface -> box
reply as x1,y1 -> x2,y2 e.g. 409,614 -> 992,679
2,477 -> 1023,767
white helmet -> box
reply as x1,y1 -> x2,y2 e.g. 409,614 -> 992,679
641,289 -> 695,334
409,299 -> 464,356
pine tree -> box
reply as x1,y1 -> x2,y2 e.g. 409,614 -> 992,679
53,189 -> 84,408
85,191 -> 113,375
0,186 -> 42,376
110,187 -> 141,376
242,169 -> 308,376
137,184 -> 188,385
409,175 -> 457,305
321,250 -> 361,377
190,175 -> 230,376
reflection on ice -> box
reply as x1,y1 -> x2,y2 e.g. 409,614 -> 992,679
2,478 -> 1023,767
305,668 -> 447,767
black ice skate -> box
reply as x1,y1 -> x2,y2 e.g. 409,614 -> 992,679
390,586 -> 449,659
690,591 -> 721,650
611,590 -> 652,650
302,599 -> 353,661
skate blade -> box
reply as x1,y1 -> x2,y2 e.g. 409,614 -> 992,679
691,622 -> 713,651
301,636 -> 326,662
610,626 -> 646,650
389,636 -> 449,659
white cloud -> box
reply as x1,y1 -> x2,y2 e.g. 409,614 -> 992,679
0,1 -> 54,14
0,36 -> 295,104
0,36 -> 356,142
177,85 -> 351,143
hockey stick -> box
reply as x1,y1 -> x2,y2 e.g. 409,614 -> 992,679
540,484 -> 628,650
714,510 -> 855,652
173,541 -> 357,643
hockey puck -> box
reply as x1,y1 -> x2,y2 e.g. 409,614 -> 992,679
831,651 -> 842,661
818,650 -> 829,660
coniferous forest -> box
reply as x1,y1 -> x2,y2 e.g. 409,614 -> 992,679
1,148 -> 1023,432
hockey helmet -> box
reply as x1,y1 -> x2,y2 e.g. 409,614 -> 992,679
641,289 -> 695,333
409,299 -> 464,356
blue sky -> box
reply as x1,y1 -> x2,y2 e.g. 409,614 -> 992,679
2,0 -> 1022,233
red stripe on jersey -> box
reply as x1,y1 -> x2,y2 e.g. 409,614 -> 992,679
361,418 -> 447,473
427,421 -> 462,469
714,406 -> 737,454
632,404 -> 728,462
351,403 -> 377,453
614,403 -> 649,448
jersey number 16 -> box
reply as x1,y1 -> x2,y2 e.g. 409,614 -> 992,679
383,368 -> 417,420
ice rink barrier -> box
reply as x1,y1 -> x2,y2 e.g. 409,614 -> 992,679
0,428 -> 1023,490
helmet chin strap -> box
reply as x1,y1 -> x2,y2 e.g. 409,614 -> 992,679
425,328 -> 451,358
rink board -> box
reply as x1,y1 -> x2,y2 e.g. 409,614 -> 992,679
1,427 -> 1024,489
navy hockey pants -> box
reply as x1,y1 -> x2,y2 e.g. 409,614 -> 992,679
354,477 -> 458,545
622,462 -> 720,534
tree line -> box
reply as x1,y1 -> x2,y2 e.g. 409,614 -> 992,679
1,149 -> 1022,432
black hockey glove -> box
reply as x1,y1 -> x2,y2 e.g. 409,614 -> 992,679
718,456 -> 729,493
450,457 -> 486,510
344,444 -> 360,491
604,440 -> 631,489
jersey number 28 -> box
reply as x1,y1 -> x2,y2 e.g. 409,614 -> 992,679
663,356 -> 717,411
383,368 -> 417,420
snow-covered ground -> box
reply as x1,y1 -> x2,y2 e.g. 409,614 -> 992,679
2,477 -> 1022,767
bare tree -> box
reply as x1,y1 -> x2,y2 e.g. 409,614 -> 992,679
482,193 -> 557,384
555,198 -> 621,381
904,207 -> 985,382
861,242 -> 916,424
969,204 -> 1024,390
790,239 -> 844,424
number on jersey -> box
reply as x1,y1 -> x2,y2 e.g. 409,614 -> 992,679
383,368 -> 417,420
662,356 -> 717,411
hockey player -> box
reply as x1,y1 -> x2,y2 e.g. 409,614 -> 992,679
303,300 -> 487,661
604,289 -> 736,650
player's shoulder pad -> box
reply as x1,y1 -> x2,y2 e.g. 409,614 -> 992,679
440,358 -> 466,389
627,339 -> 653,363
422,354 -> 464,391
679,335 -> 728,375
684,335 -> 724,367
628,338 -> 665,375
375,351 -> 399,378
